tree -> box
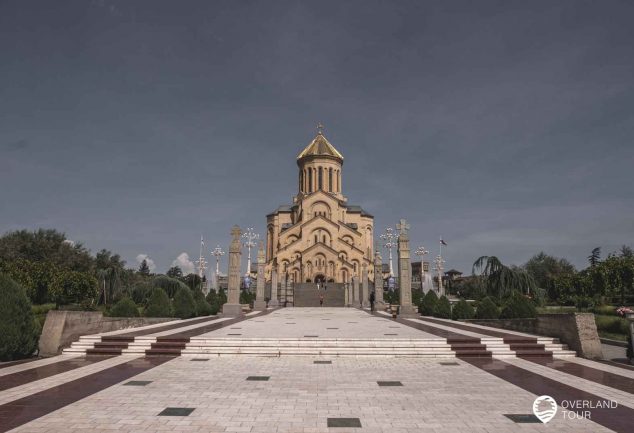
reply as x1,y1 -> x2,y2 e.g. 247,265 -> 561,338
451,299 -> 475,320
472,256 -> 536,300
183,273 -> 202,291
95,249 -> 126,306
500,294 -> 537,319
620,245 -> 633,258
145,288 -> 172,317
0,229 -> 93,272
523,252 -> 576,301
0,259 -> 59,304
475,297 -> 499,319
152,275 -> 189,298
49,270 -> 98,306
419,291 -> 438,316
166,266 -> 183,279
192,289 -> 212,316
109,297 -> 139,317
433,295 -> 452,319
173,287 -> 196,319
588,247 -> 601,267
138,259 -> 151,276
0,274 -> 40,361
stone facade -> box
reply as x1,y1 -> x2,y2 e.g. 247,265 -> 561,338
265,130 -> 374,285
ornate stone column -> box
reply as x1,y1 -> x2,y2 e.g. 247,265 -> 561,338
361,263 -> 369,308
269,265 -> 279,307
254,241 -> 267,311
374,250 -> 385,308
222,225 -> 244,317
280,272 -> 287,305
353,276 -> 360,307
396,219 -> 416,317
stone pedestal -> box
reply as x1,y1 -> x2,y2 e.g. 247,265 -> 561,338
223,225 -> 244,317
254,242 -> 267,311
396,219 -> 417,318
269,267 -> 279,307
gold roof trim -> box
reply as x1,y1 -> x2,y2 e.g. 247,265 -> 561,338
297,133 -> 344,161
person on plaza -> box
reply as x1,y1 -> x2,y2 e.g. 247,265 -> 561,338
369,291 -> 376,312
319,293 -> 324,307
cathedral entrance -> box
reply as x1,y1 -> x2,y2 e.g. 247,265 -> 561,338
314,274 -> 326,284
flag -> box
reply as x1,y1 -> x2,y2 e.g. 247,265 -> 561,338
440,238 -> 447,246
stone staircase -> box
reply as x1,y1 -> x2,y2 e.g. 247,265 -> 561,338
292,283 -> 345,307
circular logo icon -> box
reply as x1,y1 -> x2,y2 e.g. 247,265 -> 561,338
533,395 -> 557,423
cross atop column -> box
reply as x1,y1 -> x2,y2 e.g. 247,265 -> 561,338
396,219 -> 410,235
317,122 -> 324,135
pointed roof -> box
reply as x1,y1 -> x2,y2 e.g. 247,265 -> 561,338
297,131 -> 344,162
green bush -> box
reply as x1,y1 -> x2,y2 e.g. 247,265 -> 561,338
240,290 -> 256,306
144,288 -> 172,317
49,270 -> 98,306
594,314 -> 630,335
591,305 -> 617,316
500,294 -> 537,319
192,289 -> 212,316
475,297 -> 499,319
0,274 -> 40,361
173,287 -> 196,319
109,297 -> 139,317
433,295 -> 452,319
151,275 -> 189,298
452,299 -> 475,320
419,291 -> 438,316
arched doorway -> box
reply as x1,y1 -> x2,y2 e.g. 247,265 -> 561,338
314,274 -> 326,283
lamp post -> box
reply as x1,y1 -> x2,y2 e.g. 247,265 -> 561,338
380,227 -> 397,277
434,254 -> 445,296
415,246 -> 429,291
211,245 -> 225,291
196,236 -> 208,292
242,228 -> 259,277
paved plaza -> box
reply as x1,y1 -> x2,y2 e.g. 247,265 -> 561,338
1,308 -> 633,433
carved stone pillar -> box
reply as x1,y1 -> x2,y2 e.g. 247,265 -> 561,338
397,219 -> 416,317
254,241 -> 267,311
222,225 -> 243,317
361,263 -> 369,308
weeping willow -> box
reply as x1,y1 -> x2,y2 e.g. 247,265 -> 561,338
472,256 -> 537,300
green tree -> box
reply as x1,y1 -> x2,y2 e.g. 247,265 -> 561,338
192,289 -> 212,316
451,299 -> 475,320
152,275 -> 188,298
475,296 -> 499,319
588,247 -> 601,267
0,229 -> 93,272
138,259 -> 151,276
183,273 -> 202,291
145,288 -> 172,317
95,249 -> 126,306
166,266 -> 183,279
0,274 -> 40,361
433,295 -> 452,319
173,287 -> 196,319
500,294 -> 537,319
109,297 -> 139,317
49,270 -> 98,307
523,252 -> 576,301
419,290 -> 438,316
0,259 -> 59,304
620,245 -> 633,258
472,256 -> 537,300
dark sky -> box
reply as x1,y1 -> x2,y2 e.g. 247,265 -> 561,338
1,0 -> 633,275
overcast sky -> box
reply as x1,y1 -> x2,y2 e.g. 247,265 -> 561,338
1,0 -> 633,275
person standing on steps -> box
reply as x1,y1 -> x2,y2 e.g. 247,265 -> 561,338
370,291 -> 375,312
319,293 -> 324,307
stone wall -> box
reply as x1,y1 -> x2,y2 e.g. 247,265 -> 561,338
39,310 -> 173,357
467,313 -> 603,359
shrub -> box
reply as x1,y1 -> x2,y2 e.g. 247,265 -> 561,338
500,294 -> 537,319
419,291 -> 438,316
109,297 -> 139,317
144,288 -> 172,317
193,289 -> 212,316
452,299 -> 475,320
594,314 -> 630,335
433,295 -> 452,319
49,270 -> 98,306
475,297 -> 499,319
240,290 -> 256,306
151,275 -> 189,298
173,287 -> 196,319
591,305 -> 617,316
0,274 -> 40,361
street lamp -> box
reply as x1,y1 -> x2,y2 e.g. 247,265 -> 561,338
380,227 -> 397,291
242,227 -> 259,277
211,245 -> 225,291
196,236 -> 208,292
415,246 -> 429,290
433,254 -> 445,296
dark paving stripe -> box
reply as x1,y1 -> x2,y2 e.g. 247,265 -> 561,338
110,316 -> 220,338
0,356 -> 113,392
0,356 -> 172,433
419,317 -> 536,341
158,309 -> 273,340
0,358 -> 40,370
597,359 -> 634,372
525,357 -> 634,394
464,357 -> 634,433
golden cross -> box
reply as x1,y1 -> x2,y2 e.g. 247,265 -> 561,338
317,122 -> 324,135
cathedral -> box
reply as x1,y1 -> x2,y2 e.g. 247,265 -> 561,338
265,128 -> 375,285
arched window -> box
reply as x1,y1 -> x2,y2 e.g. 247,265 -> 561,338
318,167 -> 323,190
322,235 -> 326,243
308,169 -> 312,193
299,170 -> 303,192
314,235 -> 318,244
328,168 -> 333,191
